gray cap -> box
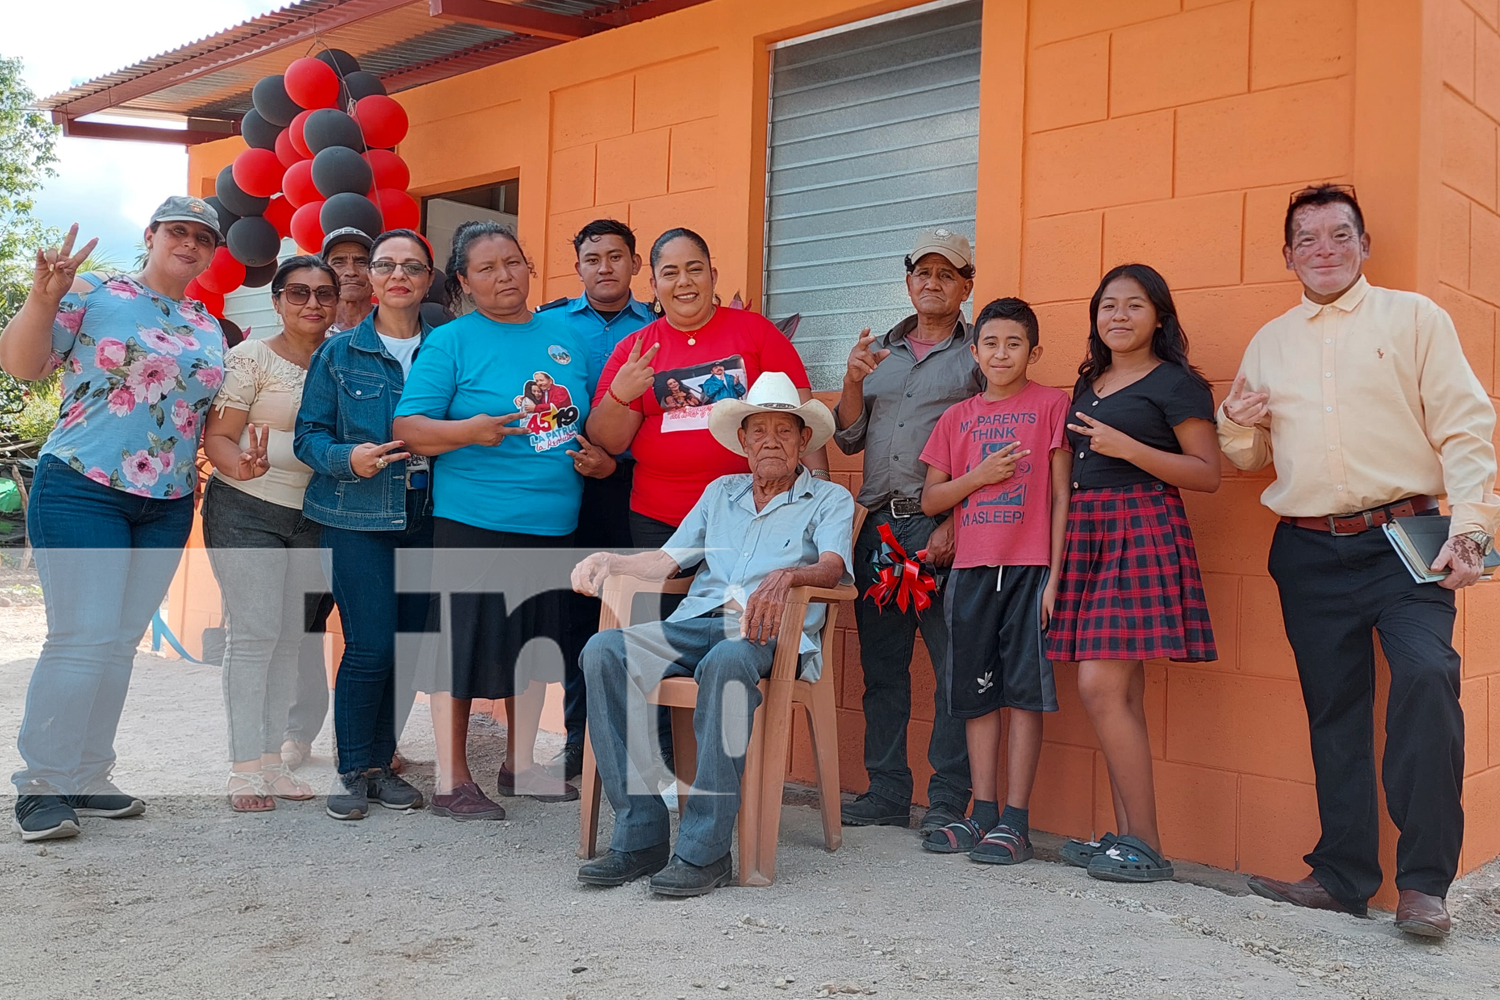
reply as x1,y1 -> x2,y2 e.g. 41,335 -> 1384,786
322,227 -> 374,257
150,195 -> 223,243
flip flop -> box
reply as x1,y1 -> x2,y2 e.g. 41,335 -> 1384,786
970,823 -> 1033,865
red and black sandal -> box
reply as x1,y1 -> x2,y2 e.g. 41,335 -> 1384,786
970,823 -> 1033,865
921,817 -> 986,854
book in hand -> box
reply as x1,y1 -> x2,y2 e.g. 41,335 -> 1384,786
1382,515 -> 1499,584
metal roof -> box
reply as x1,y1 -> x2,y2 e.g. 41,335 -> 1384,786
40,0 -> 706,142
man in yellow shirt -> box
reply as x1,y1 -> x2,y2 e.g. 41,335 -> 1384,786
1218,185 -> 1499,938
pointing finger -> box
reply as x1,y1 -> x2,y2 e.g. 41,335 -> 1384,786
627,337 -> 642,361
68,238 -> 99,268
1229,374 -> 1246,401
641,342 -> 661,364
1066,423 -> 1093,436
376,439 -> 407,455
59,224 -> 78,258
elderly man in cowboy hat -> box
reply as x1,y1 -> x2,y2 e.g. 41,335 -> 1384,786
571,371 -> 855,897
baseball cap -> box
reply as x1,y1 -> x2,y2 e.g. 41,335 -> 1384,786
908,228 -> 973,270
321,227 -> 375,257
150,196 -> 223,243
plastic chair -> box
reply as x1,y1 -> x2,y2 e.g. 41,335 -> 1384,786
578,507 -> 865,886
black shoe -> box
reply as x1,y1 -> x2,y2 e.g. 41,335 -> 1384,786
840,791 -> 909,827
649,853 -> 735,897
367,767 -> 424,810
577,844 -> 671,887
327,772 -> 370,821
545,743 -> 585,782
918,802 -> 964,836
14,789 -> 80,842
63,776 -> 145,819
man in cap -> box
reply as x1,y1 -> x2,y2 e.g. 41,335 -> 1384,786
571,372 -> 854,896
321,227 -> 375,334
833,227 -> 983,835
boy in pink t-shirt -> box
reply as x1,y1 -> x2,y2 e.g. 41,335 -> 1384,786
916,298 -> 1072,865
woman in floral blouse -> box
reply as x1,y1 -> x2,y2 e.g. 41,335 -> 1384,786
0,197 -> 226,843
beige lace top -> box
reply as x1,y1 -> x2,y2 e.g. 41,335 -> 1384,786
211,338 -> 313,509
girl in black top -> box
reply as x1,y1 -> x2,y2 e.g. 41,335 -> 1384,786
1045,263 -> 1221,883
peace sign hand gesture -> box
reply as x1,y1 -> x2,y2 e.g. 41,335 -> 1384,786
32,224 -> 99,306
1222,374 -> 1271,429
845,329 -> 890,384
232,423 -> 272,481
1067,412 -> 1139,460
566,433 -> 617,479
609,337 -> 661,405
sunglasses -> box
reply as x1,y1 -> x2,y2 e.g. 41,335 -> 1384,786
279,283 -> 338,307
370,261 -> 431,277
1288,183 -> 1357,204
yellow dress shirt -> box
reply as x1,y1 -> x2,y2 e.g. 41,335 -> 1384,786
1217,275 -> 1499,537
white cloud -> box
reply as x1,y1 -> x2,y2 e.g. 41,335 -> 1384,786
4,1 -> 282,262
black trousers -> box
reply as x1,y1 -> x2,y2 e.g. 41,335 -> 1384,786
1268,521 -> 1464,907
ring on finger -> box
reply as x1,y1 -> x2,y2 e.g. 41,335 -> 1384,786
375,457 -> 389,469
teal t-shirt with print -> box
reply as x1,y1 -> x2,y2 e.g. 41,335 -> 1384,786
395,311 -> 593,536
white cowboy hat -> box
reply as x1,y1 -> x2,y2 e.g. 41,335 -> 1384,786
708,371 -> 836,457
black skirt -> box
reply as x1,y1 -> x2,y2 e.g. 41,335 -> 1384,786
424,517 -> 576,700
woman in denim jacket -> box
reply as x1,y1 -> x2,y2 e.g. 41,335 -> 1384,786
294,229 -> 436,821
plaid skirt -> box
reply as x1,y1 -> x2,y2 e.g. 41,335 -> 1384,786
1044,482 -> 1217,663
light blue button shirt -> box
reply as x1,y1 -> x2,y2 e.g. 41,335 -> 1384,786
662,467 -> 855,680
540,294 -> 656,380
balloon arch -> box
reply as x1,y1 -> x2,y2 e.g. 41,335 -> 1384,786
185,49 -> 419,317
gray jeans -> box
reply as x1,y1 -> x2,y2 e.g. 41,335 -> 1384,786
202,480 -> 323,763
582,615 -> 775,866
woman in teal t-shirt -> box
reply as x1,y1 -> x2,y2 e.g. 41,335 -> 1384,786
395,221 -> 604,820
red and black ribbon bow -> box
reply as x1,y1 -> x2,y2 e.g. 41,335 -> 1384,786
863,522 -> 938,615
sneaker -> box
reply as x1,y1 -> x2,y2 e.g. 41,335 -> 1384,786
840,791 -> 909,827
544,743 -> 585,782
431,781 -> 506,821
649,853 -> 735,897
63,776 -> 146,819
327,772 -> 370,821
14,789 -> 80,842
367,767 -> 424,811
577,843 -> 671,887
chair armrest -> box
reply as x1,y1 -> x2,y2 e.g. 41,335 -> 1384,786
597,573 -> 696,630
789,583 -> 859,604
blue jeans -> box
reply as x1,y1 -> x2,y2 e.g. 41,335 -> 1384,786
13,456 -> 194,793
321,493 -> 433,776
582,616 -> 775,866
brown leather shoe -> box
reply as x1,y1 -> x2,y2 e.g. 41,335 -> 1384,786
1395,889 -> 1451,938
1247,874 -> 1365,916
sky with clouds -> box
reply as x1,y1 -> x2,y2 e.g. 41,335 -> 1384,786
6,0 -> 282,264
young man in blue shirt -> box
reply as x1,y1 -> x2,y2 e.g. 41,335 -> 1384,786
538,220 -> 656,780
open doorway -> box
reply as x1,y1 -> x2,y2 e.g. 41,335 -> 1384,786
423,179 -> 520,271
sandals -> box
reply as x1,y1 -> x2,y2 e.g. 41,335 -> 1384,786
227,772 -> 274,813
280,740 -> 313,770
921,817 -> 985,854
1061,832 -> 1117,868
261,762 -> 315,800
970,823 -> 1033,865
1086,834 -> 1174,882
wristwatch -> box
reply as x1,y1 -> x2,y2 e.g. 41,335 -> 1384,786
1460,530 -> 1494,556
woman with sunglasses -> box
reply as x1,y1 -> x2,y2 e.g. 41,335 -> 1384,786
202,256 -> 338,812
295,228 -> 437,821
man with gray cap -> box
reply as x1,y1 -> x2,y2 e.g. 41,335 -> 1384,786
833,228 -> 983,835
321,227 -> 375,334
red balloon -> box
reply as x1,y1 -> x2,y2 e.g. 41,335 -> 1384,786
185,279 -> 225,316
375,188 -> 420,231
231,147 -> 286,199
282,159 -> 319,208
197,247 -> 246,295
264,195 -> 296,239
364,149 -> 410,191
352,95 -> 408,148
284,57 -> 340,111
288,109 -> 315,159
290,200 -> 327,253
274,127 -> 305,168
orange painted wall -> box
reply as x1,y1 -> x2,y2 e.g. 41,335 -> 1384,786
182,0 -> 1500,901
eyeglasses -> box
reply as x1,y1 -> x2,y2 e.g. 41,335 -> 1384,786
1288,183 -> 1358,204
370,260 -> 431,277
279,284 -> 339,307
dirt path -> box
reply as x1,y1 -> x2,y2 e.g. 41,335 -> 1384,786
2,601 -> 1499,1000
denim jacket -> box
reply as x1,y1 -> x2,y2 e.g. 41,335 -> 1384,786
294,310 -> 434,531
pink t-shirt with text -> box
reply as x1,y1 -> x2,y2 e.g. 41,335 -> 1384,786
919,381 -> 1071,569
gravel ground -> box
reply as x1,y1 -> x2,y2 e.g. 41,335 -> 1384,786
3,592 -> 1500,1000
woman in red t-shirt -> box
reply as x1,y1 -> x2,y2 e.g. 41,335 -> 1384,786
588,227 -> 828,546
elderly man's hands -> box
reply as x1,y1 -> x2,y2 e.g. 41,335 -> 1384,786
1433,536 -> 1485,590
571,552 -> 614,596
741,568 -> 796,645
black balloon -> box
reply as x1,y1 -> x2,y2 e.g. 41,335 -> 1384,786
320,193 -> 383,242
419,301 -> 452,328
311,146 -> 374,199
343,71 -> 387,102
303,108 -> 364,153
240,109 -> 279,151
204,195 -> 241,234
316,48 -> 361,77
226,216 -> 282,268
215,165 -> 269,218
242,261 -> 277,289
252,75 -> 301,128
